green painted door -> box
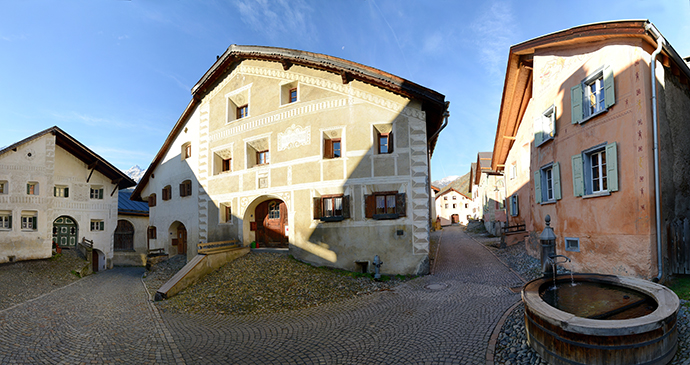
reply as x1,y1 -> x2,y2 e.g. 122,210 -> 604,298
53,216 -> 78,248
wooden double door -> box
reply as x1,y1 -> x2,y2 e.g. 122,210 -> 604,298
256,199 -> 288,248
53,216 -> 77,248
172,225 -> 187,255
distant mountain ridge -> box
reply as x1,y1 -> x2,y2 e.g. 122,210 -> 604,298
432,175 -> 460,188
438,172 -> 471,198
124,165 -> 146,183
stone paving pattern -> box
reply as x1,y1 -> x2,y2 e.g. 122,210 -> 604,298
0,226 -> 523,364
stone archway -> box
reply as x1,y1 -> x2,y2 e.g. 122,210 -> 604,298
114,220 -> 134,251
243,195 -> 290,249
53,216 -> 78,248
169,221 -> 187,255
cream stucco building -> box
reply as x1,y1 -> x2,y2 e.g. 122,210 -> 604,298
0,127 -> 136,269
132,45 -> 448,275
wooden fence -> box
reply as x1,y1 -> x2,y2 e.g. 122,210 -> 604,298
197,240 -> 240,255
668,218 -> 690,275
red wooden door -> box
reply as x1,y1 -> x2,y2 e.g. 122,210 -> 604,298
256,199 -> 287,248
177,226 -> 187,254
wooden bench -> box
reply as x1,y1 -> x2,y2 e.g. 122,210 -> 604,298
147,248 -> 166,257
197,240 -> 240,255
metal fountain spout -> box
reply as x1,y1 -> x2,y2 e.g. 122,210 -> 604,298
548,254 -> 571,265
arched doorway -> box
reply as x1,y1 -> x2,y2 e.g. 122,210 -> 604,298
53,216 -> 78,248
92,249 -> 105,272
169,222 -> 187,255
255,199 -> 288,248
114,220 -> 134,251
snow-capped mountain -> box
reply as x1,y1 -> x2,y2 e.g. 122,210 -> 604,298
124,165 -> 146,183
432,175 -> 460,188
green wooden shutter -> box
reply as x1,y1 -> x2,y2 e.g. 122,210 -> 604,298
534,171 -> 542,204
99,189 -> 103,199
8,215 -> 11,229
31,216 -> 37,229
64,187 -> 69,198
534,117 -> 543,146
572,154 -> 584,197
604,65 -> 616,109
553,162 -> 562,200
100,221 -> 104,231
27,184 -> 30,195
606,142 -> 619,192
388,133 -> 394,154
571,84 -> 583,124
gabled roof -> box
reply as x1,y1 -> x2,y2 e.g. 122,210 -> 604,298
491,20 -> 690,171
474,152 -> 494,185
436,188 -> 470,201
438,172 -> 471,199
132,45 -> 448,201
431,185 -> 441,193
118,189 -> 149,216
0,126 -> 136,190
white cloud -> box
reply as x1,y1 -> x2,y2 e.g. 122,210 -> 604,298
470,1 -> 517,76
233,0 -> 316,42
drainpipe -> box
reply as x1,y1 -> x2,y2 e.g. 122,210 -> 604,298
646,23 -> 665,282
427,101 -> 450,225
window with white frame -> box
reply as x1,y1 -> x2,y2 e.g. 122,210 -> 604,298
54,185 -> 69,198
0,181 -> 7,194
534,162 -> 561,204
313,195 -> 351,222
222,203 -> 232,224
226,84 -> 251,123
90,220 -> 105,231
565,237 -> 580,252
281,81 -> 298,105
0,211 -> 11,229
322,130 -> 343,159
246,137 -> 270,168
27,182 -> 38,195
213,147 -> 233,175
535,105 -> 556,147
90,186 -> 104,199
571,65 -> 615,124
21,212 -> 37,230
572,142 -> 618,197
373,124 -> 394,155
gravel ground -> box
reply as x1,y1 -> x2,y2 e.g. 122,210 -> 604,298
0,249 -> 85,311
143,251 -> 412,316
463,223 -> 690,364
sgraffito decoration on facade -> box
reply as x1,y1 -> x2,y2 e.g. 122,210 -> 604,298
277,124 -> 310,151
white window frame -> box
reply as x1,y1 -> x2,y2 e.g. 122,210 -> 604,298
565,237 -> 580,252
90,220 -> 105,232
54,185 -> 69,198
0,181 -> 7,194
0,212 -> 11,230
534,162 -> 561,204
571,65 -> 614,124
90,186 -> 104,200
21,212 -> 37,231
27,182 -> 39,195
535,105 -> 556,147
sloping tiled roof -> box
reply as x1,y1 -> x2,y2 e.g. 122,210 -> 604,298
132,45 -> 448,201
118,189 -> 149,215
438,172 -> 471,199
0,126 -> 136,190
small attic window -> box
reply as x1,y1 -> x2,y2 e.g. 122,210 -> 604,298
181,142 -> 191,160
281,81 -> 298,105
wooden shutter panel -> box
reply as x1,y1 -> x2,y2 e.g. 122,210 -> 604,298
572,154 -> 584,197
53,186 -> 57,197
342,195 -> 350,219
32,216 -> 37,229
547,106 -> 556,138
313,197 -> 322,219
99,189 -> 103,199
514,195 -> 519,216
28,184 -> 31,195
100,221 -> 104,231
606,142 -> 619,192
534,171 -> 542,204
64,187 -> 69,198
553,162 -> 562,200
365,194 -> 375,218
324,139 -> 333,159
179,183 -> 184,197
571,84 -> 583,124
534,116 -> 543,146
388,133 -> 394,153
604,65 -> 615,109
8,215 -> 11,229
396,192 -> 406,216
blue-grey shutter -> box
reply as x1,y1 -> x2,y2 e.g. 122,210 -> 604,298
534,117 -> 543,146
534,171 -> 542,204
571,84 -> 583,124
572,154 -> 584,197
606,142 -> 619,192
553,162 -> 562,200
604,65 -> 615,109
513,195 -> 519,216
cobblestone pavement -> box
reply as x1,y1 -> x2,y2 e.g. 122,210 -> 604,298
0,226 -> 522,364
161,225 -> 523,364
0,267 -> 183,364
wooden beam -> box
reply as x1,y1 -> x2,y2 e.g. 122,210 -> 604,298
281,59 -> 293,71
661,55 -> 671,68
110,178 -> 123,196
341,72 -> 353,84
503,136 -> 516,140
86,161 -> 98,183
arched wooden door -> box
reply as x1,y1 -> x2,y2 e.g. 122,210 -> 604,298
177,226 -> 187,255
53,216 -> 78,248
114,220 -> 134,251
256,199 -> 287,248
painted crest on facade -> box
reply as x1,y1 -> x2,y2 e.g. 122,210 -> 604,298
277,124 -> 310,151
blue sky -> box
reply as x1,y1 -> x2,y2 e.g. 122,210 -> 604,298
1,0 -> 688,182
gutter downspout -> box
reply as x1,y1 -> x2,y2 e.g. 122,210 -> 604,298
646,23 -> 665,282
427,101 -> 450,228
